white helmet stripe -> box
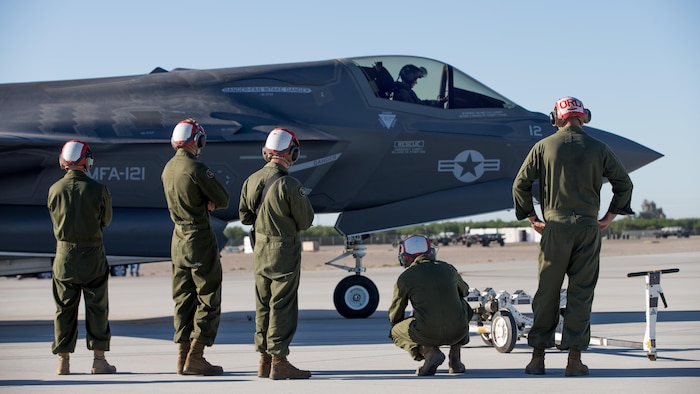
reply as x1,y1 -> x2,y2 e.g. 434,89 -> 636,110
172,122 -> 194,144
61,141 -> 86,163
265,128 -> 294,152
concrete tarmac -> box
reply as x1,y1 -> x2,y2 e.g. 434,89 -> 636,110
1,243 -> 699,393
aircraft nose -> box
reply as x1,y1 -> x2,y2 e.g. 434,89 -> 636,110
586,126 -> 663,173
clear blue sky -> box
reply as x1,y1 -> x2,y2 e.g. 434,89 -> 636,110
1,0 -> 698,227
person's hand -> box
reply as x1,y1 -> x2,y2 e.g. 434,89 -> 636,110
531,220 -> 546,235
207,201 -> 216,211
598,212 -> 617,231
528,216 -> 545,234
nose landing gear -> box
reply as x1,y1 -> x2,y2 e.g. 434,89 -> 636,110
325,235 -> 379,318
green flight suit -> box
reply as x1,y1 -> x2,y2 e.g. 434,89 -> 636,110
161,149 -> 230,346
239,161 -> 314,356
47,170 -> 113,354
388,255 -> 473,360
512,125 -> 634,350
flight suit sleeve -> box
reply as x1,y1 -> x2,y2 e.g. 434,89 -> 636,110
101,186 -> 112,228
512,145 -> 540,220
288,180 -> 314,231
603,147 -> 635,216
238,178 -> 256,226
388,279 -> 409,326
454,268 -> 470,298
198,165 -> 230,210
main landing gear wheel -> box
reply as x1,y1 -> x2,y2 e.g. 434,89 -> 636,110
491,310 -> 517,353
333,275 -> 379,319
481,333 -> 493,346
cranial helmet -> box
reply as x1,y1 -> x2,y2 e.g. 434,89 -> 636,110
398,235 -> 436,267
399,64 -> 427,85
59,140 -> 94,170
171,118 -> 206,149
262,127 -> 300,163
549,96 -> 592,126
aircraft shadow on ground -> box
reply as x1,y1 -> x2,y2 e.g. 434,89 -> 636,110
1,310 -> 698,347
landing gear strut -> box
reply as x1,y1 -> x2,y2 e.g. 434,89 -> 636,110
325,235 -> 379,318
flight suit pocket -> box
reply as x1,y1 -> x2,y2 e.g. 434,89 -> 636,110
256,236 -> 300,279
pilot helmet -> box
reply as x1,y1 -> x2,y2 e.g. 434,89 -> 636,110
59,140 -> 94,170
262,127 -> 300,163
171,118 -> 206,150
549,96 -> 592,126
398,235 -> 436,267
399,64 -> 427,85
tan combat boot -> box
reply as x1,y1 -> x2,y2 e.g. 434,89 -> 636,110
258,352 -> 272,378
91,349 -> 117,374
448,344 -> 465,374
56,352 -> 70,375
525,347 -> 545,375
416,345 -> 445,376
565,348 -> 589,376
270,355 -> 311,380
183,339 -> 223,376
176,340 -> 190,375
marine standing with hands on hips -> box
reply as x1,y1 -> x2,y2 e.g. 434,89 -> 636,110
48,140 -> 116,375
161,118 -> 230,376
239,128 -> 315,380
512,97 -> 634,376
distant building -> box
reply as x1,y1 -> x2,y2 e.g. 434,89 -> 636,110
465,227 -> 541,244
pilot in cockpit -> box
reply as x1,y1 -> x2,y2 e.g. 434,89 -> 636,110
393,64 -> 447,107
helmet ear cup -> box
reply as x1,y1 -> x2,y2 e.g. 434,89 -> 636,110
195,131 -> 206,148
583,108 -> 592,124
397,243 -> 411,267
549,108 -> 565,127
85,154 -> 94,169
289,144 -> 300,163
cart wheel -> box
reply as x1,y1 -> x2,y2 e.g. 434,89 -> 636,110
491,310 -> 517,353
333,275 -> 379,318
481,332 -> 493,346
648,354 -> 657,361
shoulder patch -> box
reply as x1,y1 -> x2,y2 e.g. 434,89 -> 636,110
299,186 -> 307,197
205,168 -> 215,179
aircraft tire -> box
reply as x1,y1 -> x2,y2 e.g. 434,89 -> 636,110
333,275 -> 379,319
491,310 -> 517,353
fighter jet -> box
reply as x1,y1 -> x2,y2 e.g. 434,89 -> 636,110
0,55 -> 662,317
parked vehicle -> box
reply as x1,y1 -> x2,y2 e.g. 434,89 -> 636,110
655,226 -> 690,238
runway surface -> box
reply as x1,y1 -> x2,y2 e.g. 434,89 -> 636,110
1,242 -> 698,393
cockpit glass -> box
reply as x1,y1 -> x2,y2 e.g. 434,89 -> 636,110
350,56 -> 515,109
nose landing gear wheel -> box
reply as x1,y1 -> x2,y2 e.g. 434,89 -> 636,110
491,310 -> 517,353
333,275 -> 379,318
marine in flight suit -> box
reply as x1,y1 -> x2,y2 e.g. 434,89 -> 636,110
512,97 -> 634,376
239,127 -> 315,380
48,139 -> 116,375
161,119 -> 229,375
